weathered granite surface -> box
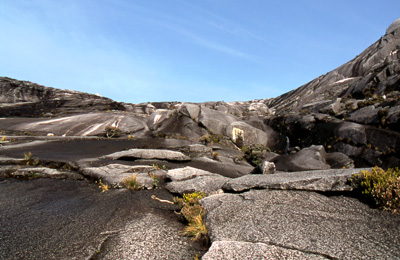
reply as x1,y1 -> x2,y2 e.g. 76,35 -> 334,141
202,190 -> 400,260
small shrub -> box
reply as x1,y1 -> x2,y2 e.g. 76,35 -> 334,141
24,152 -> 40,166
174,192 -> 208,242
183,191 -> 206,205
351,166 -> 400,213
123,174 -> 141,190
241,144 -> 271,166
152,164 -> 168,170
149,173 -> 159,188
199,133 -> 222,146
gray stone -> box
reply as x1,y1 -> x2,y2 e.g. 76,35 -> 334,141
188,144 -> 212,153
273,145 -> 330,172
202,189 -> 400,260
348,105 -> 379,124
147,109 -> 174,131
97,212 -> 205,259
191,156 -> 253,178
260,161 -> 276,174
203,241 -> 327,260
165,166 -> 230,194
326,152 -> 354,169
320,98 -> 342,115
103,149 -> 191,162
82,164 -> 156,189
226,121 -> 272,147
198,106 -> 238,135
223,168 -> 368,192
335,122 -> 367,145
387,105 -> 400,124
178,103 -> 201,120
250,160 -> 276,174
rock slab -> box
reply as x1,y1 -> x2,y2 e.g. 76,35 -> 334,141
223,168 -> 369,192
202,190 -> 400,260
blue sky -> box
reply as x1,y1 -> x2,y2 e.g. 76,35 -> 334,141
1,0 -> 399,103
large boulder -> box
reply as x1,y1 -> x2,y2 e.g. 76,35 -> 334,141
148,109 -> 207,140
326,152 -> 354,169
273,145 -> 330,172
226,121 -> 282,150
198,106 -> 238,135
177,103 -> 201,121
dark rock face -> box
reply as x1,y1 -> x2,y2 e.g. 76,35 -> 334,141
0,77 -> 126,117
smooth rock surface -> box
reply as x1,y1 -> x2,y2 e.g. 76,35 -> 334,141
82,164 -> 156,188
202,190 -> 400,260
165,166 -> 230,194
273,145 -> 330,172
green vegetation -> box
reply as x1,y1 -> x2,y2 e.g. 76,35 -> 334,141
149,172 -> 159,188
351,166 -> 400,214
241,144 -> 271,166
152,164 -> 168,171
174,192 -> 208,242
199,133 -> 222,146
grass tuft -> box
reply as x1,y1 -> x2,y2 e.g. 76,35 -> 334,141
182,214 -> 208,241
123,174 -> 141,190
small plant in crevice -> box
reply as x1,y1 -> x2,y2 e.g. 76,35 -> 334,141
210,151 -> 220,161
152,164 -> 168,171
123,174 -> 141,191
105,126 -> 121,138
24,152 -> 40,166
351,166 -> 400,214
149,172 -> 159,188
199,133 -> 222,146
96,179 -> 109,192
174,192 -> 208,242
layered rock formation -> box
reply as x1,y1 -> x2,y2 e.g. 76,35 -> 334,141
1,18 -> 400,260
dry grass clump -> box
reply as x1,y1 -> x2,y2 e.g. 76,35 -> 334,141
174,192 -> 208,242
123,174 -> 141,190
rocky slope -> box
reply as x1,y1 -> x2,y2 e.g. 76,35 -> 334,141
1,18 -> 400,260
